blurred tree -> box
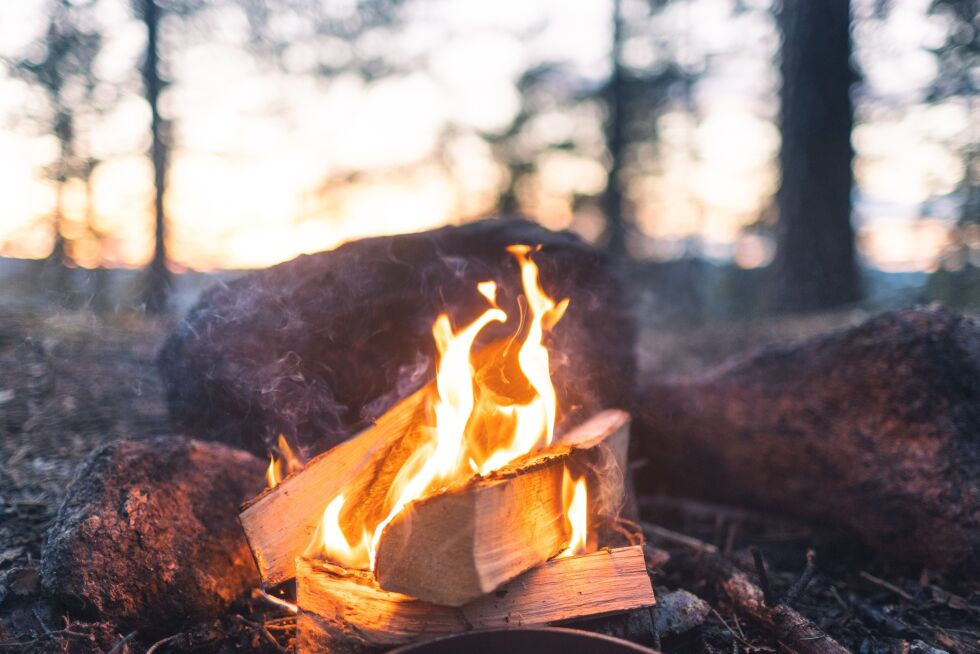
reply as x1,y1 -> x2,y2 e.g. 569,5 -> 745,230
8,0 -> 103,300
930,0 -> 979,263
771,0 -> 861,313
483,0 -> 689,258
135,0 -> 171,314
923,0 -> 980,307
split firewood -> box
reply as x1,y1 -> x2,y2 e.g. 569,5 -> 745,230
374,410 -> 630,605
239,387 -> 429,585
295,545 -> 655,654
40,437 -> 264,633
636,306 -> 980,571
159,218 -> 635,458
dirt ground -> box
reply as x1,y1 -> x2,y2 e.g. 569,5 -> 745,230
0,306 -> 977,653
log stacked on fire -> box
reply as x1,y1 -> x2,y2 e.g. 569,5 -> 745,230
237,242 -> 654,652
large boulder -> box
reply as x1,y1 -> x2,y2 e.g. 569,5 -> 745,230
40,437 -> 264,633
636,306 -> 980,571
158,218 -> 636,457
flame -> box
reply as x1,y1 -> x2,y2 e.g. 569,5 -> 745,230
309,245 -> 571,570
558,467 -> 588,558
266,456 -> 281,489
266,434 -> 304,489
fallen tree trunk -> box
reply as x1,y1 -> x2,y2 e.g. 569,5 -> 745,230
374,410 -> 630,605
636,306 -> 980,571
158,218 -> 635,458
296,545 -> 654,654
40,437 -> 264,633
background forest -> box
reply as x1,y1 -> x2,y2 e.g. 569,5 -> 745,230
0,0 -> 977,323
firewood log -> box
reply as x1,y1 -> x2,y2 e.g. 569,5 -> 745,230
158,218 -> 635,458
635,306 -> 980,571
295,545 -> 655,654
239,387 -> 429,586
374,410 -> 630,605
241,403 -> 629,592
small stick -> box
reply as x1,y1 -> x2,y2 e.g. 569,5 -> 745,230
750,547 -> 776,606
106,631 -> 138,654
146,633 -> 181,654
640,521 -> 719,555
251,587 -> 299,614
783,549 -> 818,605
858,571 -> 915,602
654,528 -> 850,654
235,615 -> 288,654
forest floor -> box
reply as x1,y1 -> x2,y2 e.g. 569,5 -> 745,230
0,305 -> 977,653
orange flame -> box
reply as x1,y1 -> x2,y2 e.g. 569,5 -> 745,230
558,467 -> 588,558
310,245 -> 570,570
266,434 -> 304,489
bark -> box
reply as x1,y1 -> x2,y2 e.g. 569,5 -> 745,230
40,437 -> 264,634
158,218 -> 636,457
635,306 -> 980,571
773,0 -> 860,312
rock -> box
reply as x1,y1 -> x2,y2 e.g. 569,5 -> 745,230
636,306 -> 980,571
40,437 -> 264,633
652,589 -> 710,638
158,218 -> 635,457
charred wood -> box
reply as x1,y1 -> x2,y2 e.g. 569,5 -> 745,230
39,437 -> 264,633
636,306 -> 980,571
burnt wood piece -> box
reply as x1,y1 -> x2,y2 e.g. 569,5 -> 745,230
636,306 -> 980,571
296,545 -> 655,654
157,218 -> 635,458
240,387 -> 430,586
375,410 -> 630,605
40,437 -> 264,634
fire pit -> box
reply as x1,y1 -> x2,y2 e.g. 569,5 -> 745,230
239,244 -> 654,652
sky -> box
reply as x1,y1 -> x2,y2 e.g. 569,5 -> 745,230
0,0 -> 970,272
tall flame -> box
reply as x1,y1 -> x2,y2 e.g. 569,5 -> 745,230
309,245 -> 570,570
558,467 -> 588,558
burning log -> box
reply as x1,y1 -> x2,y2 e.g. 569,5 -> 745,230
295,545 -> 655,654
40,437 -> 264,633
636,306 -> 980,571
373,410 -> 630,605
241,406 -> 629,594
158,218 -> 635,458
239,387 -> 429,586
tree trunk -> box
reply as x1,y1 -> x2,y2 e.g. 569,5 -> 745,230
772,0 -> 860,313
601,0 -> 628,259
140,0 -> 171,314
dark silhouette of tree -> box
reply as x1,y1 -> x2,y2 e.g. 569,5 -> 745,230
8,0 -> 103,300
771,0 -> 861,313
136,0 -> 171,314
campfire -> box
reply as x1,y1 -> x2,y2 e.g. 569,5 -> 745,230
239,244 -> 654,651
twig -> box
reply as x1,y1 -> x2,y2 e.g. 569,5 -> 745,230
783,549 -> 818,605
31,609 -> 52,637
750,547 -> 776,606
235,615 -> 288,654
858,571 -> 915,602
640,521 -> 719,555
653,526 -> 850,654
251,587 -> 299,614
106,631 -> 138,654
145,633 -> 181,654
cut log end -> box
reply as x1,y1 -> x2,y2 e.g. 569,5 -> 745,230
296,545 -> 655,654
